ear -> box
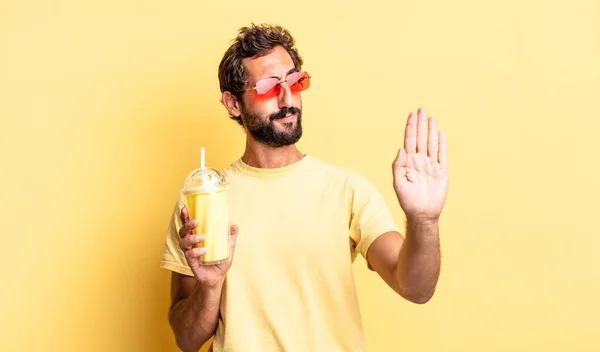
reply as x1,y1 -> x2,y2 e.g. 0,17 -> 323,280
222,91 -> 243,118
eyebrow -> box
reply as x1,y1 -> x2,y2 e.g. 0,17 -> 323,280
264,67 -> 299,80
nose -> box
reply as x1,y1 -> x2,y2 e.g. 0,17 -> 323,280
277,81 -> 293,109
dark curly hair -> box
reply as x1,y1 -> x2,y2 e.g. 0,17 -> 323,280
218,24 -> 304,126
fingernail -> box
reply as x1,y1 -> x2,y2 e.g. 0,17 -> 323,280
199,248 -> 207,255
190,220 -> 198,226
195,235 -> 203,242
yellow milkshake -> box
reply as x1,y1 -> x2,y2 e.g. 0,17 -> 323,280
182,148 -> 230,264
185,188 -> 229,263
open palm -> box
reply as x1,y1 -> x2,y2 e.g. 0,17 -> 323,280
393,107 -> 448,221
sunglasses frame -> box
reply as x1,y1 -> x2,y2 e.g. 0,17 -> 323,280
240,71 -> 311,96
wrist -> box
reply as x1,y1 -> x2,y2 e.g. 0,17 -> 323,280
190,279 -> 223,305
405,216 -> 440,243
199,278 -> 225,290
406,215 -> 439,227
193,274 -> 225,294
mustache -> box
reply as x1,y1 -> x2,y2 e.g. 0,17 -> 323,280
269,107 -> 301,121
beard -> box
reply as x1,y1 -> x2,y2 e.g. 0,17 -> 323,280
241,105 -> 303,148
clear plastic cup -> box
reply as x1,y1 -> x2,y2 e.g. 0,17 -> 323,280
182,166 -> 230,264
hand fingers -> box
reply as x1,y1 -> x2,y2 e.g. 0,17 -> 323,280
180,206 -> 190,224
178,207 -> 193,238
404,112 -> 417,153
179,234 -> 204,251
416,107 -> 428,154
178,219 -> 198,239
185,247 -> 207,261
180,225 -> 239,261
428,116 -> 439,162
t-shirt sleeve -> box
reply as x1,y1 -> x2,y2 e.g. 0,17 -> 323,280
160,194 -> 194,277
348,171 -> 401,266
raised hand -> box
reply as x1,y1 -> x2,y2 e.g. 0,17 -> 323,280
393,107 -> 448,222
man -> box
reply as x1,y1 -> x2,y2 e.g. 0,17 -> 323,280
160,24 -> 448,352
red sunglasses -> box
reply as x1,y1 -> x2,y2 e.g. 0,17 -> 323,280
243,71 -> 311,96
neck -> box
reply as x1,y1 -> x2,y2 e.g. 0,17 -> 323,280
241,137 -> 304,168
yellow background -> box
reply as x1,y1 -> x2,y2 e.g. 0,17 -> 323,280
2,0 -> 599,351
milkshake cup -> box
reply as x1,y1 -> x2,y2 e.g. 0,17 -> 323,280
182,148 -> 230,264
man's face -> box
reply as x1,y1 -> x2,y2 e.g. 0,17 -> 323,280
239,46 -> 303,148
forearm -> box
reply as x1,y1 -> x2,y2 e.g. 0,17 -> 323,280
394,217 -> 441,304
169,281 -> 223,351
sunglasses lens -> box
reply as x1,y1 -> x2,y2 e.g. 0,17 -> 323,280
288,71 -> 310,92
253,72 -> 311,96
255,78 -> 280,95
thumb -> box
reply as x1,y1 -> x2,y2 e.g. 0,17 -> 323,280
392,148 -> 407,172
